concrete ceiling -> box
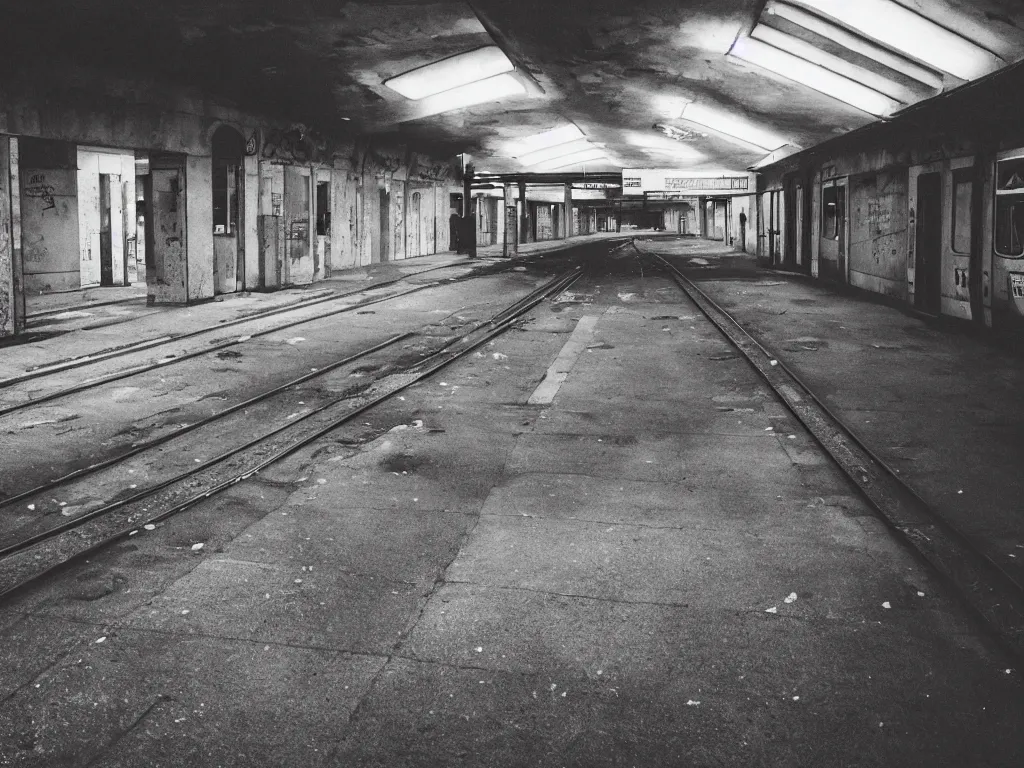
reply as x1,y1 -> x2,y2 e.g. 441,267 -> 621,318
5,0 -> 1024,172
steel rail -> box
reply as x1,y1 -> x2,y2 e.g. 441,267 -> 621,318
0,266 -> 582,600
0,259 -> 473,390
0,261 -> 490,418
0,332 -> 414,511
635,241 -> 1024,658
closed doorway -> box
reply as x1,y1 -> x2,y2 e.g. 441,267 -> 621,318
914,171 -> 942,315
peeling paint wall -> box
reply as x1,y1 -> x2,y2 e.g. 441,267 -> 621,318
185,155 -> 213,302
147,160 -> 188,304
0,137 -> 16,336
849,170 -> 909,299
243,154 -> 260,290
20,166 -> 79,293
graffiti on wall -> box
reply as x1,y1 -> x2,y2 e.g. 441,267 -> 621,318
412,157 -> 455,182
262,128 -> 313,163
24,174 -> 56,212
367,149 -> 403,175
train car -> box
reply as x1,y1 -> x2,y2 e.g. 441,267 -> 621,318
755,60 -> 1024,333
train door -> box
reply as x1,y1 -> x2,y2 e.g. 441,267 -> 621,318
911,168 -> 943,315
819,177 -> 848,282
767,190 -> 782,264
943,158 -> 975,320
796,182 -> 807,269
784,181 -> 798,268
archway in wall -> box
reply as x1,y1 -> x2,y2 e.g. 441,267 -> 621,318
211,125 -> 246,294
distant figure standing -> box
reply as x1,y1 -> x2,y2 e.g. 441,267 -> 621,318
739,210 -> 747,251
449,209 -> 462,253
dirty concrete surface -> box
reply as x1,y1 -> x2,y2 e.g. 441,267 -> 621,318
0,238 -> 1022,767
647,237 -> 1024,590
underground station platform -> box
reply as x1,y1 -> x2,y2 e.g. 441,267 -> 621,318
0,237 -> 1022,767
7,1 -> 1024,765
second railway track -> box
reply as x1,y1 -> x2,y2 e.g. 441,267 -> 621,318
0,258 -> 483,416
0,266 -> 582,601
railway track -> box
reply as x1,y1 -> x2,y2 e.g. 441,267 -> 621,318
0,266 -> 582,600
632,239 -> 1024,659
0,258 -> 476,407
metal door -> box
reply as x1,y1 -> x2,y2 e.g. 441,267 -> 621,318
914,171 -> 942,314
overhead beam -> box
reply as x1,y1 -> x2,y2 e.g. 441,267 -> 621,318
472,172 -> 622,185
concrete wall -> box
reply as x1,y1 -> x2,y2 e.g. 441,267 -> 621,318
20,167 -> 78,293
0,72 -> 460,333
0,137 -> 18,335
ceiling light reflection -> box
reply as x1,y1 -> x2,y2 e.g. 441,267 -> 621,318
384,46 -> 515,100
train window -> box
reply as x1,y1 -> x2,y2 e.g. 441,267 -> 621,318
997,157 -> 1024,192
951,170 -> 972,254
996,197 -> 1024,257
821,182 -> 845,240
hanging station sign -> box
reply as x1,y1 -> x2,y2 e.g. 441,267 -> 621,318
622,169 -> 754,196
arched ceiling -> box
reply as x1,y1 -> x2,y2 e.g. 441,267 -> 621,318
4,0 -> 1024,172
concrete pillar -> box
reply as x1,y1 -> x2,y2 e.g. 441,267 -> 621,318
562,183 -> 572,240
503,183 -> 517,258
518,181 -> 530,245
242,154 -> 260,290
185,154 -> 214,301
462,163 -> 476,257
0,136 -> 24,336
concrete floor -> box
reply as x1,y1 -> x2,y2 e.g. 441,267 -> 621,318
0,237 -> 1021,766
648,238 -> 1024,590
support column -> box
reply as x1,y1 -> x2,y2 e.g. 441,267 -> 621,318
0,136 -> 23,336
616,198 -> 622,233
503,183 -> 517,258
518,181 -> 530,245
562,183 -> 572,240
462,163 -> 476,257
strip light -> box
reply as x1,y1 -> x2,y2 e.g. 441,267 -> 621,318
510,124 -> 586,156
408,73 -> 527,119
731,37 -> 900,116
751,24 -> 918,104
765,1 -> 942,89
534,148 -> 609,170
789,0 -> 1002,81
519,139 -> 595,167
384,46 -> 515,100
680,102 -> 787,151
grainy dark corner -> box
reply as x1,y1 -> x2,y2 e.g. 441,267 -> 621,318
1,1 -> 1023,765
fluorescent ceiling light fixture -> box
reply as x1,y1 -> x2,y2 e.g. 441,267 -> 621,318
510,124 -> 586,156
765,1 -> 942,89
788,0 -> 1002,81
750,24 -> 917,104
411,72 -> 527,119
731,37 -> 899,116
680,102 -> 787,151
534,148 -> 609,170
384,46 -> 515,100
519,139 -> 596,166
